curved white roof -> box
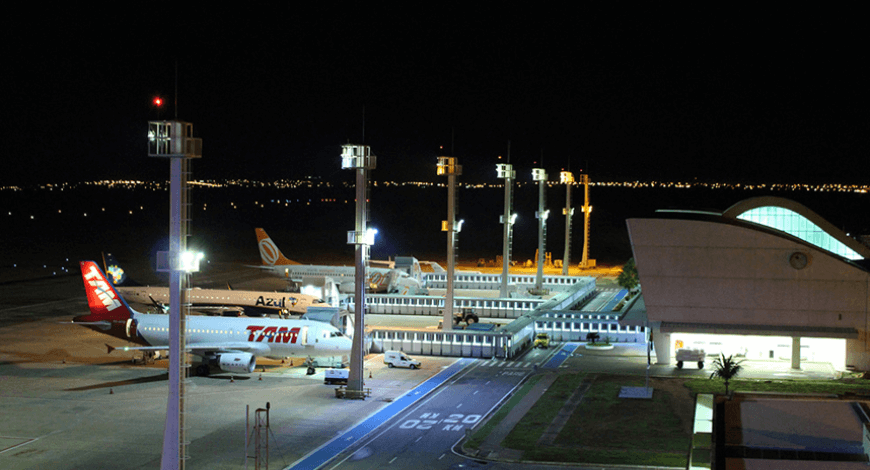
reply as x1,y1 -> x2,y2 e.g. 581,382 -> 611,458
723,197 -> 868,261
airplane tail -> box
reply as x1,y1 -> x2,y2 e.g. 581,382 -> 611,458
75,261 -> 137,323
255,228 -> 298,266
102,252 -> 141,286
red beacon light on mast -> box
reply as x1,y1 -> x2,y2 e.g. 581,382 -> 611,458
153,97 -> 163,107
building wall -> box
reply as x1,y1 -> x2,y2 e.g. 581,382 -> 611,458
627,217 -> 870,369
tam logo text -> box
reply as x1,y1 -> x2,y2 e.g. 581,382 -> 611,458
84,265 -> 121,311
246,325 -> 301,343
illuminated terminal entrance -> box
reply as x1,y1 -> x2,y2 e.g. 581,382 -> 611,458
670,333 -> 847,371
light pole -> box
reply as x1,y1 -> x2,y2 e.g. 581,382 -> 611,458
148,119 -> 202,470
560,171 -> 574,276
531,167 -> 549,295
437,156 -> 461,330
341,143 -> 376,398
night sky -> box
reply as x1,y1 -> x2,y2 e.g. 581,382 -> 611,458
4,7 -> 868,186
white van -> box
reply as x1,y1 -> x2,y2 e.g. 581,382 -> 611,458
384,351 -> 421,369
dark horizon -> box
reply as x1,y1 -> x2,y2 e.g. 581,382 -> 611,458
3,7 -> 869,187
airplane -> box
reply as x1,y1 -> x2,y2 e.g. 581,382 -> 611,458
73,260 -> 352,376
254,228 -> 425,295
102,253 -> 326,317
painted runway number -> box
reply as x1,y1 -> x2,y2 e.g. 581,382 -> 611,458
400,413 -> 482,432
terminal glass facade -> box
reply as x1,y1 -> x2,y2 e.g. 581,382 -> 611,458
737,206 -> 863,260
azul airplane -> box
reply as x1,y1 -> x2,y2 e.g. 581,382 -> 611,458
74,261 -> 352,376
103,252 -> 325,317
255,228 -> 424,295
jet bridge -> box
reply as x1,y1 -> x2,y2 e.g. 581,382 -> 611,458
367,280 -> 598,359
425,272 -> 591,294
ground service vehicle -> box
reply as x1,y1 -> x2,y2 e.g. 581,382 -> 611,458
454,308 -> 479,325
676,348 -> 706,369
384,351 -> 421,369
324,368 -> 349,385
534,333 -> 550,349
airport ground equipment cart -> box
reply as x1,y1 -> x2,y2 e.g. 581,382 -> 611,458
676,348 -> 706,369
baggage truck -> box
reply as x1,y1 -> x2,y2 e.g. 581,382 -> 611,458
676,348 -> 706,369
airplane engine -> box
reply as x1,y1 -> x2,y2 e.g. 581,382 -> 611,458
218,352 -> 256,374
338,281 -> 355,294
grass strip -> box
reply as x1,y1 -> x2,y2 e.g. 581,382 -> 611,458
557,375 -> 689,465
465,374 -> 544,449
686,378 -> 870,395
503,374 -> 690,466
501,372 -> 586,450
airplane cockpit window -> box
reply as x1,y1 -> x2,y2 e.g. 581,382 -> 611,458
330,332 -> 344,337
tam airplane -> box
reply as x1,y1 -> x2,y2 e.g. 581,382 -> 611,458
255,228 -> 424,295
103,252 -> 325,317
74,261 -> 352,376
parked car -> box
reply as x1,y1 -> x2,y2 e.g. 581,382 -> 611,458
384,351 -> 421,369
534,333 -> 550,349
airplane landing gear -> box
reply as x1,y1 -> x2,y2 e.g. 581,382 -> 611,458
195,364 -> 210,377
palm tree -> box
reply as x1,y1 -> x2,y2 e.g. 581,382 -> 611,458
710,354 -> 744,395
586,332 -> 600,344
617,258 -> 640,293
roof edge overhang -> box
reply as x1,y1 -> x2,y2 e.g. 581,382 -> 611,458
660,321 -> 858,339
632,210 -> 870,273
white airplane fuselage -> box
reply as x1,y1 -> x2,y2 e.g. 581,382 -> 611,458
118,286 -> 322,315
75,260 -> 351,375
131,313 -> 349,359
272,264 -> 398,293
255,228 -> 425,295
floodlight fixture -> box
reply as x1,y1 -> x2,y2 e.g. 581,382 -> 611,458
346,228 -> 377,246
496,163 -> 515,179
436,156 -> 462,176
341,144 -> 376,170
366,228 -> 378,246
180,251 -> 204,273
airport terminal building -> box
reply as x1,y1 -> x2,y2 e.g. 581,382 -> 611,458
627,196 -> 870,371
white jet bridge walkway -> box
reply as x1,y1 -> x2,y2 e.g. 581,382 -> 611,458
365,278 -> 599,359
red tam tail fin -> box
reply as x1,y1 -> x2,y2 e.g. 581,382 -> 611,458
78,261 -> 135,322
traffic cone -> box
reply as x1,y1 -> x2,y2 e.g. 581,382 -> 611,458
230,376 -> 235,383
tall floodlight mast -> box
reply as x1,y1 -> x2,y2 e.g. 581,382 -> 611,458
148,120 -> 203,470
561,170 -> 575,276
497,146 -> 516,298
341,143 -> 376,398
531,167 -> 549,295
437,156 -> 462,331
578,174 -> 593,268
